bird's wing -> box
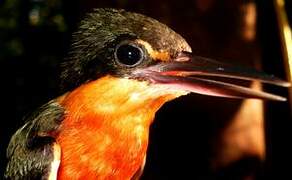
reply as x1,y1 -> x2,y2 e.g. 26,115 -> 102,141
5,100 -> 65,180
131,155 -> 147,180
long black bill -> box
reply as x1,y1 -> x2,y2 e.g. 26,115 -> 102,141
136,52 -> 290,101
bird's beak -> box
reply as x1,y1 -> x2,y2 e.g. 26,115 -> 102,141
133,52 -> 290,101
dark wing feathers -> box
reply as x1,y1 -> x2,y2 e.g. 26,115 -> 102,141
5,100 -> 65,180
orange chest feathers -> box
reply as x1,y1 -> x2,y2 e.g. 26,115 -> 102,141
56,76 -> 179,180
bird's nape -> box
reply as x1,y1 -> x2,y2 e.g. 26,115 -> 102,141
132,51 -> 290,101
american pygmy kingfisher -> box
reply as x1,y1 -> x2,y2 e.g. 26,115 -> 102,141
5,8 -> 290,180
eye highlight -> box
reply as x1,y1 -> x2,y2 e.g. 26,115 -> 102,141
114,42 -> 144,67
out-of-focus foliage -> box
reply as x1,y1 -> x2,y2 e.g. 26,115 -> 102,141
0,0 -> 23,58
0,0 -> 67,60
27,0 -> 66,31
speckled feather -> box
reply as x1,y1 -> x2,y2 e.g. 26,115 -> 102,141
5,101 -> 65,179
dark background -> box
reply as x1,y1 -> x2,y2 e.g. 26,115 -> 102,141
0,0 -> 291,179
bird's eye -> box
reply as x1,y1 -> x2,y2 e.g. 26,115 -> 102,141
115,43 -> 144,67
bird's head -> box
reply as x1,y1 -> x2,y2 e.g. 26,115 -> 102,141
61,8 -> 289,106
54,9 -> 290,179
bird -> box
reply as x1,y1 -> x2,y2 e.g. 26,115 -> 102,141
4,8 -> 290,180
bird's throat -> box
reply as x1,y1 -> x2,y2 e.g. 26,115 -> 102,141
60,75 -> 182,125
56,75 -> 183,179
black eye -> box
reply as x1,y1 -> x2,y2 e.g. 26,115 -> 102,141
115,43 -> 144,67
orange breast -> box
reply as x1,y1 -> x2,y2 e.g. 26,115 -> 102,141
56,114 -> 148,180
55,76 -> 177,180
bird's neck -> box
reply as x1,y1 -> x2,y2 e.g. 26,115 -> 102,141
56,75 -> 183,179
61,75 -> 180,126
